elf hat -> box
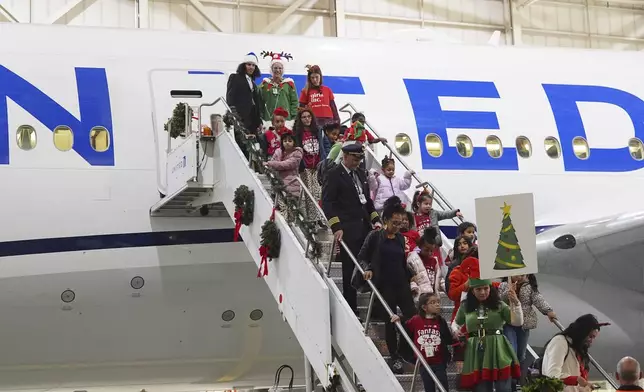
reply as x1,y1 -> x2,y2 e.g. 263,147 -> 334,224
469,277 -> 492,288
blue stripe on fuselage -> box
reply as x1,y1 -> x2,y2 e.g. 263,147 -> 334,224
0,224 -> 560,257
0,229 -> 236,258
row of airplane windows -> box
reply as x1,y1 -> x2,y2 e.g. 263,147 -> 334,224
15,125 -> 110,152
393,133 -> 644,161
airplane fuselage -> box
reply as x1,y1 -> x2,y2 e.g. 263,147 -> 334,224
1,22 -> 643,387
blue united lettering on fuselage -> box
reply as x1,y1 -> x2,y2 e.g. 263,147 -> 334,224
0,65 -> 114,166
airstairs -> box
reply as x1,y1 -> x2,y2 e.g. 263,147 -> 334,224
150,97 -> 619,391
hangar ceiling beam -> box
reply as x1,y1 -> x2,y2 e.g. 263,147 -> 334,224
261,0 -> 311,34
0,4 -> 21,23
45,0 -> 84,24
330,0 -> 345,37
518,0 -> 542,8
188,0 -> 223,31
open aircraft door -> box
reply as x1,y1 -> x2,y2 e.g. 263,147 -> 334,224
148,68 -> 232,195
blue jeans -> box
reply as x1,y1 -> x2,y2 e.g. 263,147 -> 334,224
503,324 -> 530,362
474,379 -> 512,392
420,363 -> 448,392
504,324 -> 530,391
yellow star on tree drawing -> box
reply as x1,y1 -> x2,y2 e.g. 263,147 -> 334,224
493,202 -> 527,270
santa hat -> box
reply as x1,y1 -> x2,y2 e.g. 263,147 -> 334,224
273,107 -> 289,118
243,52 -> 258,66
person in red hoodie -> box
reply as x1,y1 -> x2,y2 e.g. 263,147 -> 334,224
263,107 -> 291,158
298,65 -> 340,127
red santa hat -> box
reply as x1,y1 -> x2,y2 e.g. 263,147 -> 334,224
273,107 -> 289,118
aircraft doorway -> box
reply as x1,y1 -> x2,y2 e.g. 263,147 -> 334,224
148,67 -> 233,195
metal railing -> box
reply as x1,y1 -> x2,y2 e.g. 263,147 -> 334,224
337,103 -> 464,228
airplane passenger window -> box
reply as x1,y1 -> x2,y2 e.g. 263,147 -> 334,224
53,126 -> 73,151
628,138 -> 644,161
486,135 -> 503,158
515,136 -> 532,158
425,133 -> 443,158
544,137 -> 561,159
90,126 -> 110,152
572,136 -> 589,160
16,125 -> 37,151
394,133 -> 412,156
455,135 -> 473,158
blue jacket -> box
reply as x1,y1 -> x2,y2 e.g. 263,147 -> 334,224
319,132 -> 333,161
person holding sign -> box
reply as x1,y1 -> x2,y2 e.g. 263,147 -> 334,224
451,277 -> 524,392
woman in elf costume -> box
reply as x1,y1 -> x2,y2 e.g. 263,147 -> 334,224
451,277 -> 524,392
259,51 -> 299,122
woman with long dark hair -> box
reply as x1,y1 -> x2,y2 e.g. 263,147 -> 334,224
226,52 -> 264,137
451,277 -> 523,392
542,314 -> 608,392
499,274 -> 557,391
293,107 -> 322,219
359,196 -> 416,375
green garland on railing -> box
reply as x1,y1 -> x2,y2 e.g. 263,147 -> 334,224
164,103 -> 192,139
223,110 -> 324,260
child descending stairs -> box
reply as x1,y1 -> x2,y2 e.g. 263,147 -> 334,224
330,265 -> 460,391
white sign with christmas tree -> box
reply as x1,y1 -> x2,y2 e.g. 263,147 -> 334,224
474,193 -> 538,280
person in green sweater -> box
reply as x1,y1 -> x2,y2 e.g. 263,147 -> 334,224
259,51 -> 299,122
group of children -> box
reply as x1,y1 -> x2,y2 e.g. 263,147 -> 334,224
246,60 -> 555,392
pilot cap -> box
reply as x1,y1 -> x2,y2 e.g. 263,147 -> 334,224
341,142 -> 364,157
243,52 -> 258,66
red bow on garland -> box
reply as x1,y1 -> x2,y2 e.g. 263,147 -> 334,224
233,208 -> 243,242
257,208 -> 277,278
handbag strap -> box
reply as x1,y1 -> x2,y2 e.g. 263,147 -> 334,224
273,364 -> 294,389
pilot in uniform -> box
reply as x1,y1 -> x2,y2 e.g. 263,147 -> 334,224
322,143 -> 381,315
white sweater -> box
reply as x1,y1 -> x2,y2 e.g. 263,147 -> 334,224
542,335 -> 590,392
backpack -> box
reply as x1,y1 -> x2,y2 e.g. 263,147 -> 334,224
316,158 -> 336,186
527,336 -> 571,382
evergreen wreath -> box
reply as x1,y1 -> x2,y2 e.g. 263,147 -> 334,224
164,103 -> 192,139
522,376 -> 564,392
233,185 -> 255,226
260,219 -> 281,259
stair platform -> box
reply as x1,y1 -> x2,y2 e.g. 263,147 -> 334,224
150,182 -> 224,217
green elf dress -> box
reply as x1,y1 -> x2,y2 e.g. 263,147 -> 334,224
259,77 -> 299,121
453,278 -> 523,390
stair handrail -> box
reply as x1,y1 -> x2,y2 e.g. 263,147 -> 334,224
337,102 -> 464,227
206,98 -> 447,392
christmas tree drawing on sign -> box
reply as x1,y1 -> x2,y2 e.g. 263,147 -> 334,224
493,202 -> 528,270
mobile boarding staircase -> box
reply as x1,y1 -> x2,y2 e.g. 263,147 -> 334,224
150,98 -> 619,392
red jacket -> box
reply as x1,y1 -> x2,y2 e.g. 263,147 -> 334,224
265,127 -> 290,156
447,257 -> 501,322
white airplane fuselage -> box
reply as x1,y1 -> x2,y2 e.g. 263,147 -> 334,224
1,23 -> 644,389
